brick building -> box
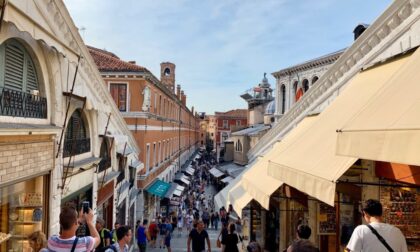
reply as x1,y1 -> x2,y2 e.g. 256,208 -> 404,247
214,109 -> 248,148
0,1 -> 140,249
89,47 -> 199,220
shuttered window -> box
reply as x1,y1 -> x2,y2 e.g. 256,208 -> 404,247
1,40 -> 39,93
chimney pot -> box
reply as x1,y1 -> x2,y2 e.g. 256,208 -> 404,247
128,61 -> 136,64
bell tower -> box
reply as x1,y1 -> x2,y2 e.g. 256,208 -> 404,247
160,62 -> 176,93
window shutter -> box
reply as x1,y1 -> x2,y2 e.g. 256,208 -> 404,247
26,58 -> 39,92
4,43 -> 24,91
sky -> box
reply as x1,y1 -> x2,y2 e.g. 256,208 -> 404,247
64,0 -> 391,114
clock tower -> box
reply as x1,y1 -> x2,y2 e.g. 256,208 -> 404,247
160,62 -> 176,93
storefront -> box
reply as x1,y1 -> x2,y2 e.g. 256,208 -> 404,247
97,174 -> 116,229
0,175 -> 49,252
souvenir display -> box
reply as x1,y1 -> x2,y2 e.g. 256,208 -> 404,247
380,182 -> 420,251
318,203 -> 336,235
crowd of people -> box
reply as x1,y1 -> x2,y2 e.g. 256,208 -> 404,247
25,151 -> 409,252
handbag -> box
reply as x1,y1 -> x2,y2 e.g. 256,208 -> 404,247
366,224 -> 394,252
237,233 -> 243,252
217,238 -> 222,248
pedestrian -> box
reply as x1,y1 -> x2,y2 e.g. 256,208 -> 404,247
346,199 -> 408,252
246,241 -> 262,252
285,224 -> 313,252
47,206 -> 100,251
147,219 -> 159,248
186,211 -> 194,234
214,212 -> 220,230
96,217 -> 113,251
210,211 -> 215,229
217,222 -> 229,251
164,218 -> 173,252
287,239 -> 319,252
105,225 -> 132,252
158,218 -> 168,249
236,217 -> 243,241
187,220 -> 211,252
111,222 -> 120,244
137,219 -> 148,252
177,212 -> 184,236
222,223 -> 241,252
202,208 -> 210,228
28,231 -> 48,252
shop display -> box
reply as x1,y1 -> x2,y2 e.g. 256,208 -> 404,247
380,183 -> 420,251
318,203 -> 336,235
0,232 -> 11,244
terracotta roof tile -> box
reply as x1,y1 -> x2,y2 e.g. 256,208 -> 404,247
88,46 -> 148,73
215,109 -> 247,118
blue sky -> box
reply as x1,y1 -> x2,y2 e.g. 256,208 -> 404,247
64,0 -> 391,114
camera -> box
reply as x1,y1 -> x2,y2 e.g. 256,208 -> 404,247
82,201 -> 90,214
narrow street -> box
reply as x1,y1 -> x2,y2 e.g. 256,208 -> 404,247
134,179 -> 223,252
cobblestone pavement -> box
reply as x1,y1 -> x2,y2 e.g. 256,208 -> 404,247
134,183 -> 223,252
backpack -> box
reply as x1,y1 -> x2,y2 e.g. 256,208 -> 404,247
100,245 -> 117,252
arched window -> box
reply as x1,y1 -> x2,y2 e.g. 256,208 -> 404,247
98,139 -> 111,172
293,81 -> 298,96
63,109 -> 90,157
281,84 -> 286,114
302,79 -> 309,92
312,76 -> 319,85
236,139 -> 243,152
0,39 -> 47,118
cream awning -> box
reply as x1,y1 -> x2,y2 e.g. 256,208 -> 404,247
214,169 -> 249,211
228,183 -> 253,218
267,53 -> 412,206
336,49 -> 420,166
241,115 -> 318,209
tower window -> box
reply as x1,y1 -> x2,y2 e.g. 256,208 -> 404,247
164,68 -> 171,76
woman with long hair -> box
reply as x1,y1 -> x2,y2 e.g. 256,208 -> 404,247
28,231 -> 48,252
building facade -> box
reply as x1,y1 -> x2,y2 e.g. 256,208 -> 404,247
0,1 -> 140,250
217,1 -> 420,251
88,47 -> 199,221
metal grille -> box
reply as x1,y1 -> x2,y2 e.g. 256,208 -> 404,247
0,87 -> 47,118
63,138 -> 91,158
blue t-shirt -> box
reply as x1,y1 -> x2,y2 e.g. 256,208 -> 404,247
165,223 -> 173,238
137,226 -> 147,244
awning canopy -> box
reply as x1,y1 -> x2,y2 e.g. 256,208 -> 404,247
336,49 -> 420,166
173,189 -> 182,197
184,170 -> 194,176
209,167 -> 225,178
177,185 -> 185,191
146,179 -> 171,198
164,184 -> 179,199
221,176 -> 234,184
129,159 -> 143,170
240,115 -> 318,209
228,183 -> 253,218
267,53 -> 411,206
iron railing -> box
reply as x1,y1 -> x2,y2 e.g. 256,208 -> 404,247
0,87 -> 47,118
97,157 -> 111,173
63,138 -> 91,157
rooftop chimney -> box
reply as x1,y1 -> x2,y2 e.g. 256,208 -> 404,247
353,23 -> 369,40
181,90 -> 186,106
128,61 -> 136,64
176,85 -> 181,100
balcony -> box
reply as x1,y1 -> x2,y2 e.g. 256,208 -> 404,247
0,87 -> 47,118
97,157 -> 111,173
63,138 -> 91,158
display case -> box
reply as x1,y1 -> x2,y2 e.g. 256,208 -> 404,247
318,203 -> 336,235
0,176 -> 46,252
380,182 -> 420,251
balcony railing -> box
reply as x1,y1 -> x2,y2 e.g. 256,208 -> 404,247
63,138 -> 91,158
97,157 -> 111,173
0,87 -> 47,118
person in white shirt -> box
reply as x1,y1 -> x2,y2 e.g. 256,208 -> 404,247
346,199 -> 408,252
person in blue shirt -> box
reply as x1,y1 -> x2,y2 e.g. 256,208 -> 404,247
164,218 -> 173,252
137,219 -> 148,252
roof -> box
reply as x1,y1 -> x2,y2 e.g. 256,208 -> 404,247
88,46 -> 149,73
232,124 -> 270,136
215,109 -> 247,118
272,48 -> 346,77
